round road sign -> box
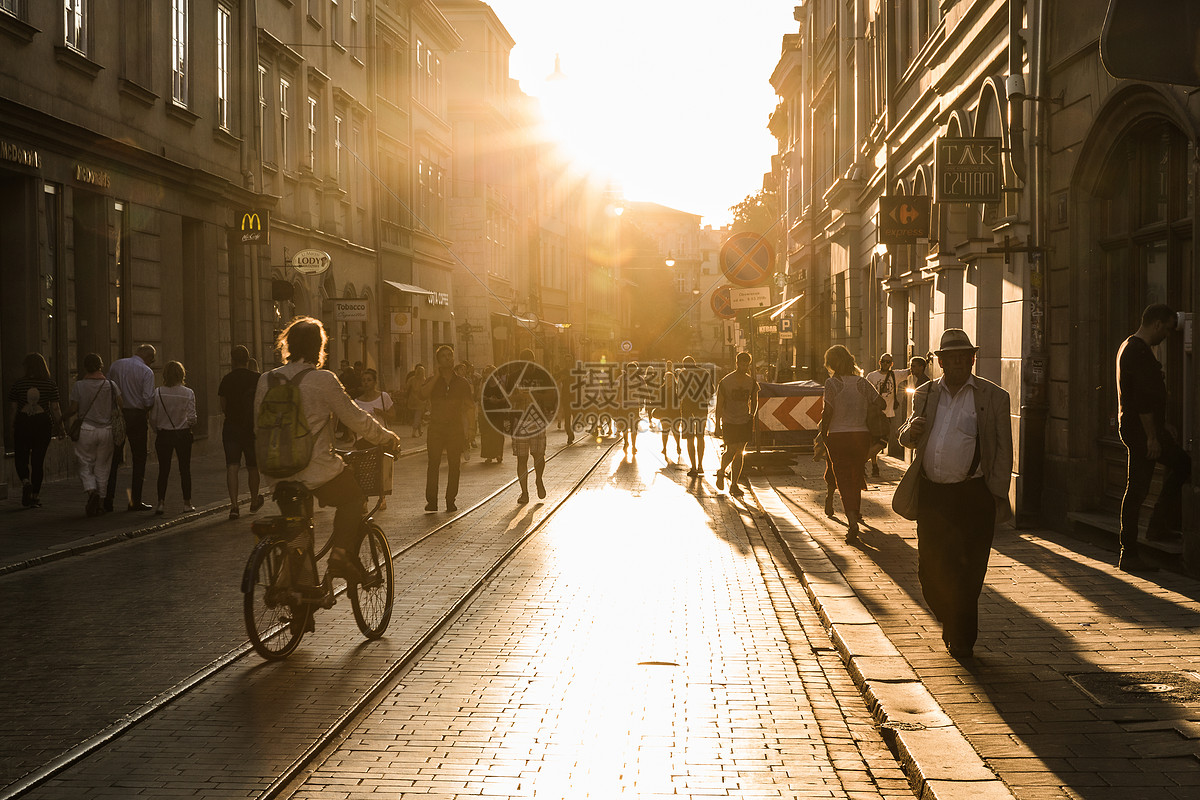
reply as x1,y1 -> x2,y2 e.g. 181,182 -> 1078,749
620,340 -> 633,353
719,232 -> 774,288
710,285 -> 736,320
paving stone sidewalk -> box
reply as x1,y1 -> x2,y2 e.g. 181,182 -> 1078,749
764,454 -> 1200,800
286,448 -> 916,799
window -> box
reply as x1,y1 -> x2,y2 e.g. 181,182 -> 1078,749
329,0 -> 340,43
3,0 -> 27,20
349,0 -> 359,52
216,5 -> 232,129
307,95 -> 318,172
120,0 -> 151,87
334,114 -> 343,183
65,0 -> 87,53
172,0 -> 188,105
258,65 -> 275,162
279,78 -> 291,168
415,41 -> 442,111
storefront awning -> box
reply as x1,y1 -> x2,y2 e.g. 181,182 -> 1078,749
384,280 -> 435,296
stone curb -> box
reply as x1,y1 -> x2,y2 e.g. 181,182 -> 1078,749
751,479 -> 1018,800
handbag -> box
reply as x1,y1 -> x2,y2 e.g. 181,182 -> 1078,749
110,381 -> 127,448
862,377 -> 888,441
892,462 -> 920,520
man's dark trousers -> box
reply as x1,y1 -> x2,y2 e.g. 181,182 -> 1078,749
1121,429 -> 1191,556
916,475 -> 996,652
106,408 -> 149,507
426,424 -> 464,506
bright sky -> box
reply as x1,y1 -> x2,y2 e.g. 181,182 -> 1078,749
484,1 -> 798,227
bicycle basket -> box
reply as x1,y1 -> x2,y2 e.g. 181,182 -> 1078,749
342,446 -> 393,497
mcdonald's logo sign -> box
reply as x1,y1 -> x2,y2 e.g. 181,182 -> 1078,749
235,210 -> 270,244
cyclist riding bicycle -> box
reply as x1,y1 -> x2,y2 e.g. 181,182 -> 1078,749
254,316 -> 403,584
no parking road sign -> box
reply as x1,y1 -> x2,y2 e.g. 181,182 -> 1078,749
719,232 -> 774,288
710,285 -> 736,320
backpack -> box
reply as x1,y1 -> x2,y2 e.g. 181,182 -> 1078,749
255,367 -> 318,478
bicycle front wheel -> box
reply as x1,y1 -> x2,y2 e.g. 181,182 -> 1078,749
243,538 -> 309,660
349,523 -> 394,639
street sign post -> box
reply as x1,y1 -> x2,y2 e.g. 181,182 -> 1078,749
731,286 -> 770,309
711,285 -> 736,320
719,232 -> 774,287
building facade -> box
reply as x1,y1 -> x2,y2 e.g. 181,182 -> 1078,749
771,0 -> 1200,565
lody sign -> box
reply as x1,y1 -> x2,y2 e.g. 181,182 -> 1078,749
934,137 -> 1002,203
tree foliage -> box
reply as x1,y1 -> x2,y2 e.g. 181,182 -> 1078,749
729,188 -> 780,235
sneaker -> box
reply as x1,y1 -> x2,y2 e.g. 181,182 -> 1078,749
183,504 -> 196,513
249,494 -> 265,513
29,496 -> 41,508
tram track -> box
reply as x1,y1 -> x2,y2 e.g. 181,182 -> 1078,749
2,440 -> 618,800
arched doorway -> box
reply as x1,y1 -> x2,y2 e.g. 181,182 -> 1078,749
1090,119 -> 1194,507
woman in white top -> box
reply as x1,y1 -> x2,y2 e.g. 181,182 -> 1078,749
353,369 -> 394,428
151,360 -> 198,514
67,353 -> 123,517
819,345 -> 884,543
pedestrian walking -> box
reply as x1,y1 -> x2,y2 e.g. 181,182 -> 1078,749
353,368 -> 395,429
219,345 -> 263,519
419,345 -> 472,512
713,351 -> 759,498
478,365 -> 505,463
1115,303 -> 1191,572
866,353 -> 909,472
7,353 -> 64,508
506,349 -> 555,504
620,361 -> 646,456
67,353 -> 123,517
895,328 -> 1013,660
105,344 -> 156,512
151,360 -> 197,514
407,363 -> 427,437
818,345 -> 883,541
656,360 -> 683,462
677,356 -> 713,477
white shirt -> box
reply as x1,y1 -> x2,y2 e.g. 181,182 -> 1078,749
921,375 -> 980,484
866,368 -> 910,418
109,356 -> 155,410
151,385 -> 197,431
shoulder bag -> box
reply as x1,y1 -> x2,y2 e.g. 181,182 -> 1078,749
861,377 -> 889,442
68,381 -> 102,441
110,381 -> 127,448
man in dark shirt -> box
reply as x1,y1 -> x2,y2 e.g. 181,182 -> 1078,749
1116,303 -> 1192,572
218,345 -> 263,519
419,344 -> 473,512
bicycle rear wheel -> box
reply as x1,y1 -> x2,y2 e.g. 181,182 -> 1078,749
243,538 -> 309,660
349,523 -> 394,639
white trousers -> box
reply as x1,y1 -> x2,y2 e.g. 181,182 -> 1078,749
76,425 -> 114,493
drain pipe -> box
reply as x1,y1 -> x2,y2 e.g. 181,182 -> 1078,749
1006,0 -> 1029,185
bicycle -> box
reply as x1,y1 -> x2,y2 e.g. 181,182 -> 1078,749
241,446 -> 396,660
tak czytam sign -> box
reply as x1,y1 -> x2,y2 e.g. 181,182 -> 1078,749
291,249 -> 331,275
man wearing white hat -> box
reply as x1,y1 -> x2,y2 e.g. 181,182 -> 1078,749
896,328 -> 1013,660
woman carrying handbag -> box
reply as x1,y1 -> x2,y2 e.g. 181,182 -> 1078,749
66,354 -> 123,517
150,360 -> 198,514
819,345 -> 885,543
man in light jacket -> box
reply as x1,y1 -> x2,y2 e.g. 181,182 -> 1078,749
896,328 -> 1012,661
